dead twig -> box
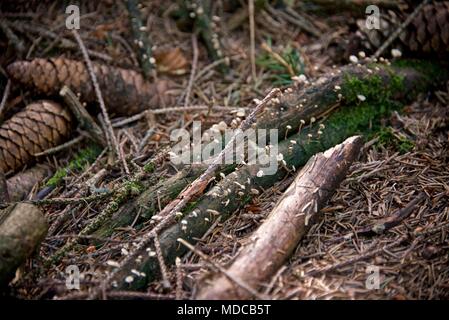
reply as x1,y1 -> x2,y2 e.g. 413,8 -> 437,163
248,0 -> 257,81
72,30 -> 119,159
59,86 -> 106,147
184,34 -> 199,108
372,0 -> 430,59
0,79 -> 11,123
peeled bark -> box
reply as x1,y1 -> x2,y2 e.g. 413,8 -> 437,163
197,136 -> 362,299
0,203 -> 48,288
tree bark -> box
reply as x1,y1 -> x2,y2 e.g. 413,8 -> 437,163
0,203 -> 48,288
197,136 -> 362,299
96,62 -> 434,239
99,61 -> 444,290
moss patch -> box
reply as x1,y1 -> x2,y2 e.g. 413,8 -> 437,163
46,145 -> 102,187
376,127 -> 415,154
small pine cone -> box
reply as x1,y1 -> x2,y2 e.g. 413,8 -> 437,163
0,101 -> 73,174
6,58 -> 176,116
354,1 -> 449,56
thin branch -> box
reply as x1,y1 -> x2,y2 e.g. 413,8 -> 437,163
0,79 -> 11,123
248,0 -> 257,81
184,34 -> 199,108
372,0 -> 430,59
72,30 -> 120,158
33,135 -> 85,157
154,234 -> 171,289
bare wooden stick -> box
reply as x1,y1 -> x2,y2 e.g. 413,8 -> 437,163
248,0 -> 257,81
33,135 -> 85,157
372,0 -> 429,59
0,79 -> 11,123
59,85 -> 105,147
72,30 -> 119,158
197,136 -> 362,299
184,34 -> 199,108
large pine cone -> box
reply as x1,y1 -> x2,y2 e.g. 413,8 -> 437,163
0,101 -> 73,174
6,58 -> 176,116
353,1 -> 449,56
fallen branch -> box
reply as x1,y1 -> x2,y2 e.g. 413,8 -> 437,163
344,192 -> 427,238
125,0 -> 155,78
94,61 -> 441,238
95,61 -> 444,290
197,136 -> 362,299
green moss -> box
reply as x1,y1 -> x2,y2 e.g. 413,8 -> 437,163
256,40 -> 304,86
341,71 -> 404,107
376,127 -> 415,154
124,180 -> 145,196
143,162 -> 156,173
392,59 -> 448,83
46,145 -> 102,187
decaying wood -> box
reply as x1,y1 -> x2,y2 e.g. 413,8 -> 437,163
0,203 -> 47,288
197,136 -> 362,299
0,100 -> 73,174
126,0 -> 154,78
93,62 -> 434,239
59,86 -> 106,147
341,192 -> 427,239
6,58 -> 176,116
6,165 -> 52,202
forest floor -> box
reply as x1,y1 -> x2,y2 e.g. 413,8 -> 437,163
0,1 -> 448,299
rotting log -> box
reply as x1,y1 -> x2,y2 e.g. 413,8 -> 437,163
94,61 -> 444,240
106,60 -> 447,290
0,203 -> 47,288
197,136 -> 362,299
125,0 -> 154,79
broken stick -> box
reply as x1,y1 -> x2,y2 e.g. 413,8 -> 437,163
197,136 -> 362,299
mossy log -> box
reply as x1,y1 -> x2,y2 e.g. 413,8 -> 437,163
112,61 -> 446,290
0,203 -> 47,288
95,61 -> 441,241
125,0 -> 154,78
197,136 -> 362,299
176,0 -> 229,73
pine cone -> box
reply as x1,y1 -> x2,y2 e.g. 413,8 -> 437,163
6,58 -> 176,116
354,1 -> 449,55
0,101 -> 73,174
